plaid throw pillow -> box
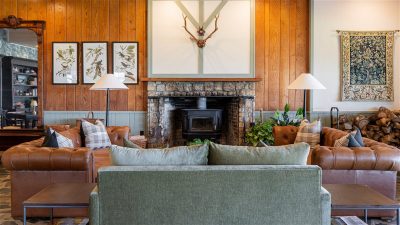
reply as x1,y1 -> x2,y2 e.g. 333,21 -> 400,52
294,119 -> 321,149
334,134 -> 350,147
81,120 -> 111,150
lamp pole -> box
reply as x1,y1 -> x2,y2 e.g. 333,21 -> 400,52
303,89 -> 307,119
106,88 -> 110,127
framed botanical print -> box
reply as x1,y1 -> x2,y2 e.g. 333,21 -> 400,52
52,42 -> 79,84
112,42 -> 139,84
82,42 -> 108,84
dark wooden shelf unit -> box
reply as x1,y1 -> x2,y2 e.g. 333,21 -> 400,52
1,56 -> 38,111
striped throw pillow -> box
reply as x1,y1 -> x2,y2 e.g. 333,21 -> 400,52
81,120 -> 111,150
294,119 -> 321,149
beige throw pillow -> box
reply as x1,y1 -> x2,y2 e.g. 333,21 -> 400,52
294,119 -> 321,149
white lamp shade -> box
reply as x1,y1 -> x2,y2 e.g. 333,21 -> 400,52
287,73 -> 326,90
30,100 -> 38,107
90,74 -> 128,90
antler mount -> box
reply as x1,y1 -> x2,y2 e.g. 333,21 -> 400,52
183,15 -> 219,48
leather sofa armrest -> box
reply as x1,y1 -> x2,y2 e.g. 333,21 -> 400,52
1,140 -> 92,171
272,125 -> 298,146
312,145 -> 400,171
90,186 -> 100,225
320,187 -> 331,225
107,126 -> 130,146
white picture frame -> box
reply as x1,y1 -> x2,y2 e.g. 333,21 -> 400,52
82,42 -> 108,84
112,42 -> 139,84
52,42 -> 79,84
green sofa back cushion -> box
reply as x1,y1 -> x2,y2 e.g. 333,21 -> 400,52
209,142 -> 309,165
110,144 -> 209,166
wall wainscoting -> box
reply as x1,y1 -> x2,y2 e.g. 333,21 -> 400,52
43,111 -> 146,136
43,110 -> 374,137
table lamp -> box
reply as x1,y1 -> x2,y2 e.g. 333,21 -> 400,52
30,100 -> 38,115
287,73 -> 326,119
90,74 -> 128,126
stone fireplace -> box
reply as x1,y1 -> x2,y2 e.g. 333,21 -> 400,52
147,81 -> 256,148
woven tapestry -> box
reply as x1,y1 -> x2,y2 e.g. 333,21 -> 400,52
341,31 -> 394,101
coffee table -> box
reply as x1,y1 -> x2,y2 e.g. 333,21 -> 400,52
23,183 -> 96,225
324,184 -> 400,225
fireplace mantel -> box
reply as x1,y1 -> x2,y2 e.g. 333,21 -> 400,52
142,78 -> 262,82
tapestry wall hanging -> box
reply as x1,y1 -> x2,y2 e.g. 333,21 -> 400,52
340,31 -> 394,101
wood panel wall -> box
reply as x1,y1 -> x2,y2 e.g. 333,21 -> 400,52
1,0 -> 309,112
255,0 -> 309,111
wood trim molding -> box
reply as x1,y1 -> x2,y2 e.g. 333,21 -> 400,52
141,77 -> 263,82
0,15 -> 46,43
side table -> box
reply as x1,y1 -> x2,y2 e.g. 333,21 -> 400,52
23,183 -> 96,225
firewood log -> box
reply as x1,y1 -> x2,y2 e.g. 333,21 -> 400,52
354,115 -> 369,130
376,118 -> 391,127
382,126 -> 392,134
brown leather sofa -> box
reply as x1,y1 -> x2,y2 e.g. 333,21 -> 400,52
273,126 -> 400,217
1,126 -> 129,218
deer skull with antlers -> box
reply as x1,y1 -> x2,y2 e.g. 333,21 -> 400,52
183,14 -> 219,48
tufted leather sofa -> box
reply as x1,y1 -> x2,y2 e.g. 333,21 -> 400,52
1,126 -> 129,218
273,126 -> 400,217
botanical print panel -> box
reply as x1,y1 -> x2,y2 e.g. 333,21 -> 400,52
83,42 -> 108,84
341,31 -> 394,101
112,42 -> 138,84
52,42 -> 78,84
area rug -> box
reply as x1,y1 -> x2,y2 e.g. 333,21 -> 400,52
0,163 -> 88,225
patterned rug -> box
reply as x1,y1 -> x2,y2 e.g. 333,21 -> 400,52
0,161 -> 398,225
0,163 -> 88,225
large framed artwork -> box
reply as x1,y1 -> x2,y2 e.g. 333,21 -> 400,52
112,42 -> 139,84
148,0 -> 255,78
82,42 -> 108,84
341,31 -> 394,101
52,42 -> 79,84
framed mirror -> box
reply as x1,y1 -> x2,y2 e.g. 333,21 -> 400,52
0,15 -> 45,129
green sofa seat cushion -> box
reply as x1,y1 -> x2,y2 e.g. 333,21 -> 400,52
209,142 -> 309,165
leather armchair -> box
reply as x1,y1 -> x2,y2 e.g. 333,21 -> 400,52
273,126 -> 400,217
1,126 -> 129,218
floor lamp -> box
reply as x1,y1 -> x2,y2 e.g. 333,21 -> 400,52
287,73 -> 326,119
90,74 -> 128,126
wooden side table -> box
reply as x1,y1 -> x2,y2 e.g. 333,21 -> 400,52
324,184 -> 400,225
23,183 -> 96,225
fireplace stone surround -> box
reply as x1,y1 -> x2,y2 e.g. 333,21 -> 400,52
147,81 -> 256,148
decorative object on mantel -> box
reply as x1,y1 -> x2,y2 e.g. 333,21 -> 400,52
90,74 -> 128,126
149,0 -> 254,78
52,42 -> 79,84
338,30 -> 398,101
83,42 -> 108,84
287,73 -> 326,118
182,14 -> 219,48
112,42 -> 138,84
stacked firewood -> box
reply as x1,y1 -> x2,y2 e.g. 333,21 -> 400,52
335,107 -> 400,146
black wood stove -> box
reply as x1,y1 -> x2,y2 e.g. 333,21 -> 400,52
181,109 -> 223,140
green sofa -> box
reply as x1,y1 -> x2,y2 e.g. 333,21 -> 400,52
90,165 -> 331,225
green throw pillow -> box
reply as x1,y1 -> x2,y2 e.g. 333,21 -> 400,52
123,137 -> 143,149
110,144 -> 209,166
209,142 -> 310,165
